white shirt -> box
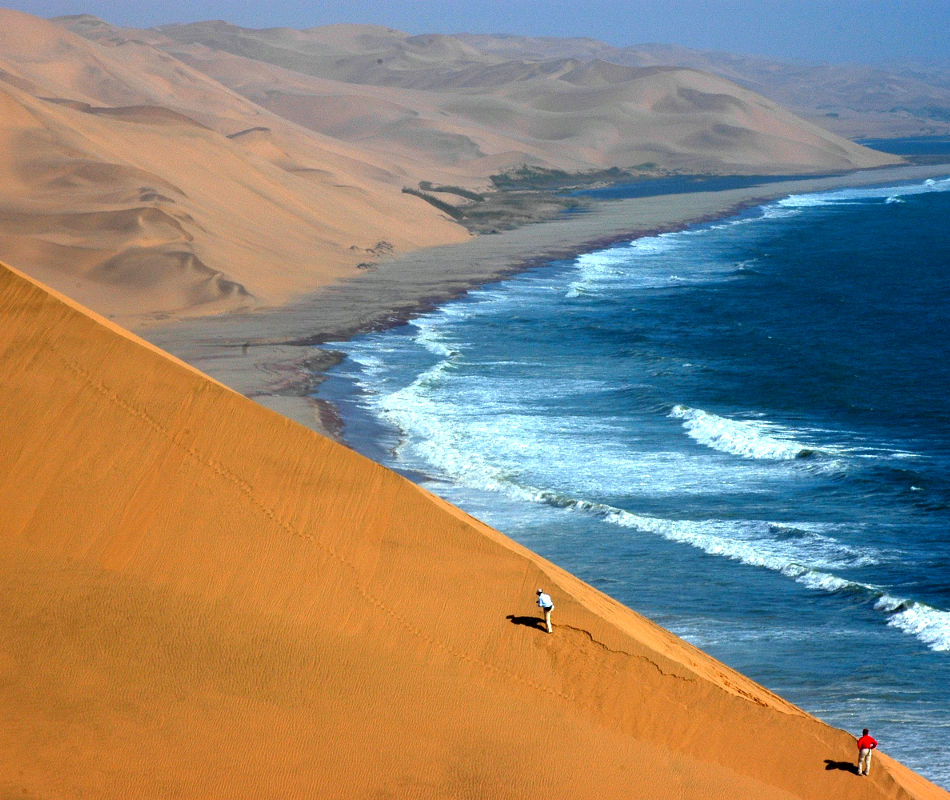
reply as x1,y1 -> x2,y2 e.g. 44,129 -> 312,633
537,592 -> 553,610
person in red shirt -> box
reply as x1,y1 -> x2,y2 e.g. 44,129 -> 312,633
856,729 -> 878,776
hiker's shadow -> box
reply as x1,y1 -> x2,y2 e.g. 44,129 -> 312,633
507,614 -> 547,632
824,760 -> 859,775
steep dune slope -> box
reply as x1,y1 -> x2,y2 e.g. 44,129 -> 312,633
2,261 -> 946,798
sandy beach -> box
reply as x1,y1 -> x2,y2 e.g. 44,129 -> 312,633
145,163 -> 950,438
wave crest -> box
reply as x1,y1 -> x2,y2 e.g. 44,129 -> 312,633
670,404 -> 820,460
778,176 -> 950,209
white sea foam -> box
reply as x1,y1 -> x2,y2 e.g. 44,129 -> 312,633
670,404 -> 823,461
565,239 -> 687,297
602,512 -> 878,571
509,495 -> 940,648
788,568 -> 858,593
343,350 -> 386,376
601,508 -> 948,652
626,233 -> 681,255
566,176 -> 950,298
668,405 -> 922,469
373,353 -> 791,501
370,356 -> 884,576
758,203 -> 807,220
413,316 -> 464,359
563,215 -> 770,299
876,596 -> 950,652
778,176 -> 950,210
373,360 -> 950,651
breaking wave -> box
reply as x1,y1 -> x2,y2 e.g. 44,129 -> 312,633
670,404 -> 823,461
368,351 -> 947,652
535,488 -> 948,653
777,176 -> 950,209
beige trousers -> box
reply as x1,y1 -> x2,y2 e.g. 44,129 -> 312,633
542,607 -> 552,633
858,748 -> 873,775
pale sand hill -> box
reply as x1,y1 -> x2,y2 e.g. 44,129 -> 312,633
152,42 -> 540,180
0,10 -> 469,327
2,261 -> 948,799
152,20 -> 899,176
457,34 -> 950,139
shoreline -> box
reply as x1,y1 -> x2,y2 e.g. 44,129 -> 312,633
143,163 -> 950,439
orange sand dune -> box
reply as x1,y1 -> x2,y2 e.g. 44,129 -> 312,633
2,261 -> 946,799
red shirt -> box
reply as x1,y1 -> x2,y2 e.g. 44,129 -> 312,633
857,735 -> 878,752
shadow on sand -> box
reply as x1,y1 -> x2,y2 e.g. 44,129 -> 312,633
824,759 -> 860,775
506,614 -> 547,632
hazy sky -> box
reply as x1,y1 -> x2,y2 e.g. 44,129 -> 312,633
6,0 -> 949,65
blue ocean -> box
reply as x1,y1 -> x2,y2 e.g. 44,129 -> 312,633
315,175 -> 950,788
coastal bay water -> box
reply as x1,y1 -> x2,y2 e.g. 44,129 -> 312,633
315,176 -> 950,787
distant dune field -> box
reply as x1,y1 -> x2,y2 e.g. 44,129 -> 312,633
0,10 -> 470,327
151,20 -> 898,177
456,34 -> 950,139
0,9 -> 900,327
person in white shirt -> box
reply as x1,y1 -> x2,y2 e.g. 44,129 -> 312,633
536,589 -> 554,633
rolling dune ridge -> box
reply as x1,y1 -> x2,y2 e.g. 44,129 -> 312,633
152,20 -> 898,176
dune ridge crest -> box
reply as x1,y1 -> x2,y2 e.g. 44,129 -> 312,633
2,259 -> 947,798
